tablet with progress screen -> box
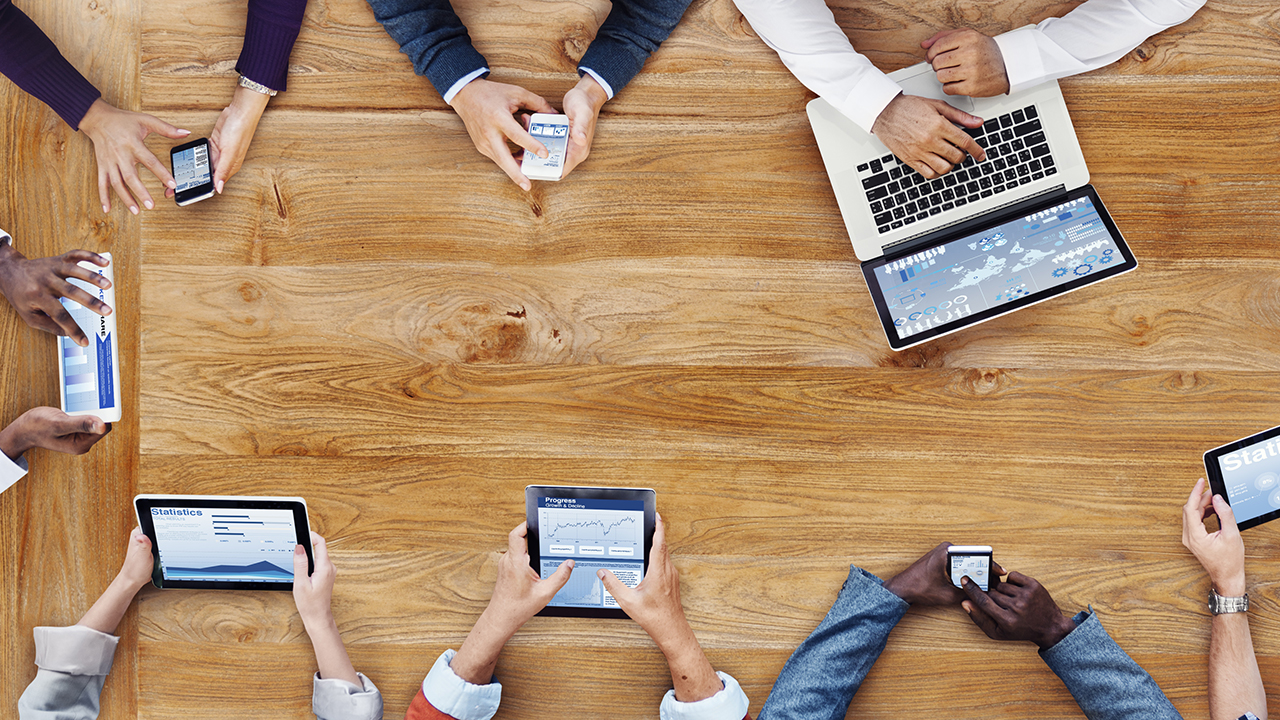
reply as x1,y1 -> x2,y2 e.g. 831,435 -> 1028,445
134,495 -> 312,590
1205,425 -> 1280,531
526,485 -> 656,618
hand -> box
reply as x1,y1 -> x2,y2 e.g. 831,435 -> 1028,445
0,407 -> 110,460
208,87 -> 272,196
871,93 -> 986,179
923,28 -> 1010,98
450,523 -> 574,684
882,542 -> 1006,606
293,531 -> 336,627
78,98 -> 189,214
1182,478 -> 1247,596
0,245 -> 111,346
451,78 -> 556,191
961,571 -> 1077,650
118,527 -> 155,590
561,75 -> 608,178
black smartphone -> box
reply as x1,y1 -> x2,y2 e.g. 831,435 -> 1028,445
947,545 -> 994,591
170,137 -> 214,206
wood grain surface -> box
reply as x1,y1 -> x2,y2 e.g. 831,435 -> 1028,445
3,0 -> 1279,717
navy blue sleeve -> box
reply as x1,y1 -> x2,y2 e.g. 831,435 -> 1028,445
364,0 -> 488,99
577,0 -> 694,95
1040,610 -> 1183,720
0,0 -> 101,129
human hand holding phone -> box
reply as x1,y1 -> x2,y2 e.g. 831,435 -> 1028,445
561,74 -> 608,178
451,78 -> 555,191
883,542 -> 1002,606
961,570 -> 1077,650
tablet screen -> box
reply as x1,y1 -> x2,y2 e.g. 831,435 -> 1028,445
150,505 -> 300,584
536,495 -> 645,609
1211,432 -> 1280,527
58,255 -> 120,421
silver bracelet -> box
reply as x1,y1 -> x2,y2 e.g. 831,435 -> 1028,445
238,74 -> 278,97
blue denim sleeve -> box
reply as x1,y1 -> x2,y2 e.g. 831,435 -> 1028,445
576,0 -> 695,95
364,0 -> 488,98
1040,610 -> 1183,720
757,566 -> 909,720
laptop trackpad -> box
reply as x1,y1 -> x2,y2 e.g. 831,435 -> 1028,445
897,69 -> 976,114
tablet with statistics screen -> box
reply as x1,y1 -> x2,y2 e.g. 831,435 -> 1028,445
526,485 -> 656,618
134,495 -> 312,590
862,185 -> 1136,350
57,253 -> 121,422
1205,424 -> 1280,531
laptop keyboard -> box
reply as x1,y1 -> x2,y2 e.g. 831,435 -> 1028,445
856,104 -> 1058,235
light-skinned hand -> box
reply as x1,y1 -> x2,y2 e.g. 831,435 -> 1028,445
1182,477 -> 1247,596
598,513 -> 689,649
207,86 -> 272,196
961,570 -> 1077,650
0,407 -> 110,460
871,93 -> 986,179
0,245 -> 111,346
119,528 -> 155,590
451,78 -> 556,191
561,74 -> 609,178
293,531 -> 335,627
922,28 -> 1011,98
450,522 -> 574,684
882,542 -> 1007,606
78,98 -> 189,214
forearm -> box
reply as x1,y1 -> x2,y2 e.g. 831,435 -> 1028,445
0,238 -> 22,306
365,0 -> 487,99
238,0 -> 308,92
577,0 -> 693,96
1210,613 -> 1267,720
0,0 -> 101,128
76,574 -> 145,635
299,614 -> 362,687
0,416 -> 31,461
654,622 -> 723,703
449,606 -> 517,684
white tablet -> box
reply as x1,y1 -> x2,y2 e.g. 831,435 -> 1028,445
58,253 -> 121,422
134,495 -> 312,590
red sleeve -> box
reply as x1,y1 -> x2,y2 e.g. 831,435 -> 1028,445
404,688 -> 456,720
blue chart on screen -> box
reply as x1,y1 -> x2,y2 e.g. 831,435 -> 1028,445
59,273 -> 115,414
1217,437 -> 1280,521
538,496 -> 644,608
151,507 -> 298,583
878,196 -> 1119,341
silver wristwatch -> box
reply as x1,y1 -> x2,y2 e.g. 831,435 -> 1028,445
1209,589 -> 1249,615
238,74 -> 278,97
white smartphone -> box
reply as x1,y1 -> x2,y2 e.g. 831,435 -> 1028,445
947,545 -> 994,591
521,113 -> 570,182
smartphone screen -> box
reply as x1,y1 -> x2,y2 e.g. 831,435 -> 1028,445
521,114 -> 570,181
171,138 -> 214,205
949,551 -> 992,591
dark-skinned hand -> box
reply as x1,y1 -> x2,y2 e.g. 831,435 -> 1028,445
0,246 -> 112,347
961,570 -> 1077,650
883,542 -> 1007,606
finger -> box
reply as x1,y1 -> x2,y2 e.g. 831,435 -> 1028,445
487,134 -> 532,191
76,415 -> 107,436
139,149 -> 177,190
933,101 -> 985,130
920,29 -> 949,50
1212,494 -> 1241,536
961,577 -> 1015,626
60,249 -> 111,271
143,114 -> 191,141
58,282 -> 112,317
653,511 -> 667,550
508,522 -> 529,556
97,167 -> 111,214
930,49 -> 964,72
107,168 -> 139,215
939,122 -> 986,164
208,142 -> 223,194
293,544 -> 311,582
920,152 -> 955,177
598,568 -> 631,603
993,560 -> 1008,576
311,532 -> 329,567
961,595 -> 1001,638
502,116 -> 548,159
924,29 -> 965,63
543,558 -> 575,595
515,88 -> 556,115
121,165 -> 155,211
45,302 -> 89,346
1183,478 -> 1211,539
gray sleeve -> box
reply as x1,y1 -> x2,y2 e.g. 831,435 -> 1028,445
1040,609 -> 1183,720
18,626 -> 119,720
313,672 -> 383,720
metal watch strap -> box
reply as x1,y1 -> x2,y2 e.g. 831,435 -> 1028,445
238,75 -> 278,97
1209,589 -> 1249,615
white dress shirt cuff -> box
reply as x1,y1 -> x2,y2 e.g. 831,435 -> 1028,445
0,452 -> 29,494
658,672 -> 750,720
994,25 -> 1050,95
840,72 -> 904,136
33,626 -> 119,676
0,227 -> 11,245
443,68 -> 491,105
422,649 -> 502,720
577,67 -> 616,100
312,672 -> 384,720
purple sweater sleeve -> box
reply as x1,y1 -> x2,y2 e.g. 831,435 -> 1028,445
0,0 -> 101,130
235,0 -> 309,92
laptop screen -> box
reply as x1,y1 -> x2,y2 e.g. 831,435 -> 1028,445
862,185 -> 1137,350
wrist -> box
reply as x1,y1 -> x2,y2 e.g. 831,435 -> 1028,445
573,75 -> 609,110
230,86 -> 271,116
0,241 -> 19,299
1213,574 -> 1248,597
880,572 -> 918,605
0,417 -> 33,461
300,610 -> 338,634
1036,614 -> 1077,651
78,98 -> 111,140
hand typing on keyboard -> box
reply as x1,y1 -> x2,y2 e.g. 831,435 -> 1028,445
870,93 -> 987,179
922,28 -> 1011,98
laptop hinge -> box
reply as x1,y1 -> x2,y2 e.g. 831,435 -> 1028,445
882,184 -> 1069,256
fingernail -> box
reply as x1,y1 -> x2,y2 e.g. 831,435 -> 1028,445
521,183 -> 531,191
216,182 -> 223,194
129,206 -> 138,215
566,559 -> 575,568
167,181 -> 176,189
103,307 -> 112,315
102,205 -> 109,213
179,129 -> 191,136
539,151 -> 548,158
596,569 -> 605,578
144,200 -> 153,210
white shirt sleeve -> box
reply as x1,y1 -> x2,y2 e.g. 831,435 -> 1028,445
731,0 -> 902,134
420,649 -> 502,720
658,672 -> 750,720
993,0 -> 1206,94
312,672 -> 383,720
1,452 -> 29,495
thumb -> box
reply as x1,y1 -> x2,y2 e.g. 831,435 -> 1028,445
597,569 -> 628,600
544,558 -> 575,595
1212,495 -> 1240,535
962,596 -> 999,638
51,413 -> 101,436
932,100 -> 984,128
921,30 -> 947,49
144,114 -> 190,140
292,544 -> 310,584
518,88 -> 555,115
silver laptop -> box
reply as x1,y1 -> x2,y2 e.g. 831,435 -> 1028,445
809,63 -> 1137,350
